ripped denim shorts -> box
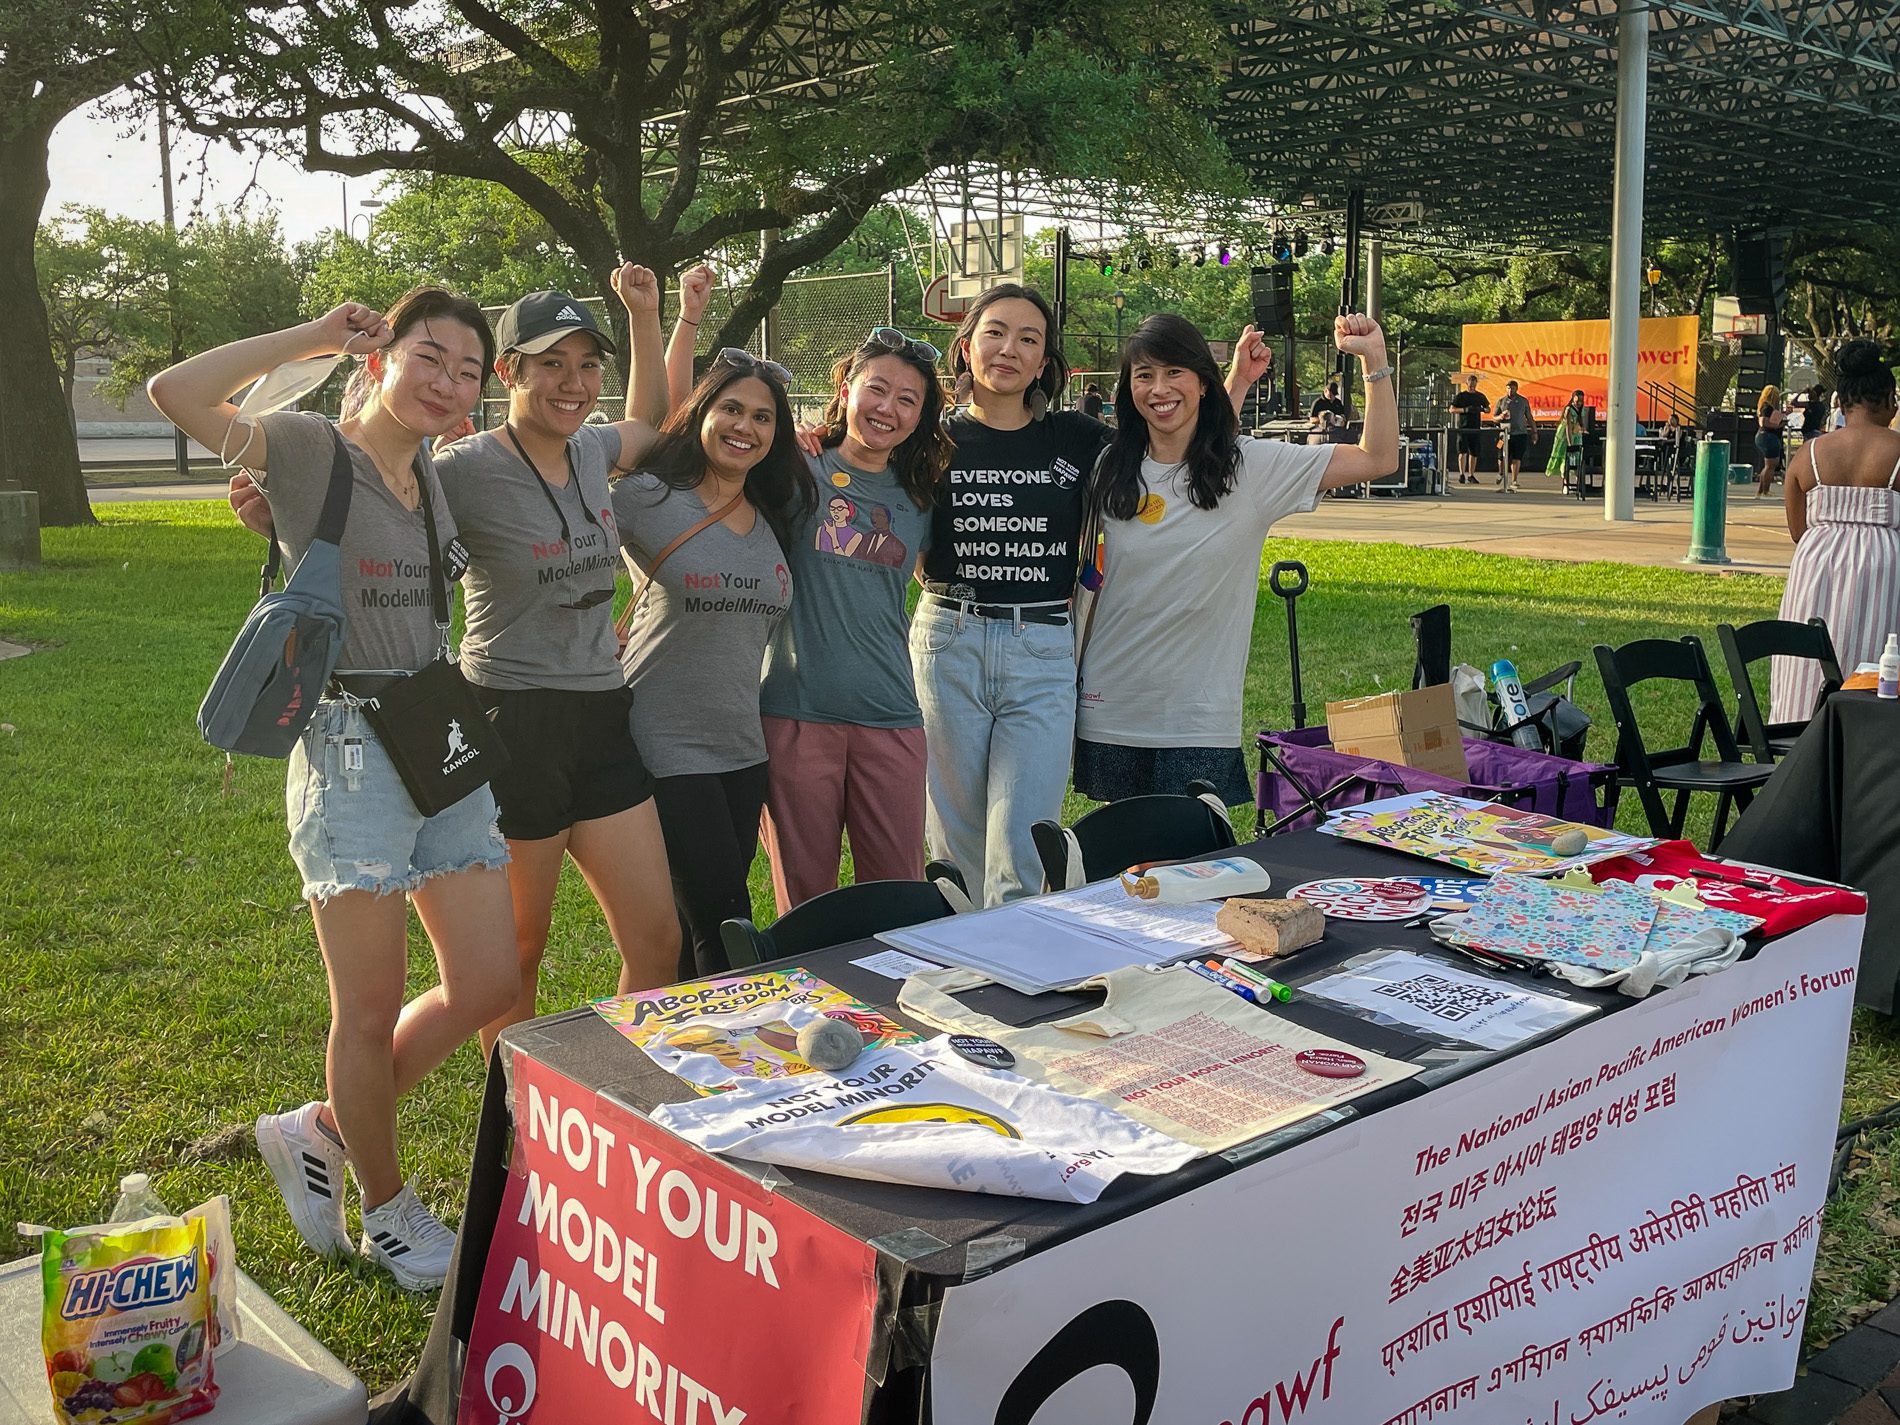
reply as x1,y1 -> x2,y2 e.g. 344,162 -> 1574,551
286,699 -> 509,903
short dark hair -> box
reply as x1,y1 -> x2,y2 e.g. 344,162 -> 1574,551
949,283 -> 1068,410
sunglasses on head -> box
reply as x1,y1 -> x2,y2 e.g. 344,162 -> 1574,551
866,327 -> 941,363
715,348 -> 793,386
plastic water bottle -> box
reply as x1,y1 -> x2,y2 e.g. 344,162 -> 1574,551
109,1172 -> 171,1222
1490,659 -> 1543,749
1880,635 -> 1899,700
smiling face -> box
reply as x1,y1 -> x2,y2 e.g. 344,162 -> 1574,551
841,354 -> 927,454
504,332 -> 604,438
1127,355 -> 1207,442
372,318 -> 487,437
698,374 -> 776,481
962,297 -> 1049,399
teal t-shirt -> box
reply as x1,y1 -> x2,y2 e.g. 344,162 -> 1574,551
758,447 -> 934,727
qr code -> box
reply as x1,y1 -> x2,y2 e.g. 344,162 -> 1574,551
1372,973 -> 1508,1022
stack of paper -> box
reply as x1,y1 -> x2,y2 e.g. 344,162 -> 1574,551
878,881 -> 1237,995
1321,792 -> 1657,876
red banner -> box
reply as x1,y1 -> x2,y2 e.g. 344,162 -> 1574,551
457,1055 -> 878,1425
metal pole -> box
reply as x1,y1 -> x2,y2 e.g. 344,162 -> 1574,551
1604,0 -> 1649,523
1338,189 -> 1364,412
156,89 -> 188,483
760,226 -> 779,365
1366,238 -> 1384,325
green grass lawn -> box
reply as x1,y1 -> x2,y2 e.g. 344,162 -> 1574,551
3,501 -> 1894,1393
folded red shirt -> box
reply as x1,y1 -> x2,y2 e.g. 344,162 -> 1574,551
1589,840 -> 1866,937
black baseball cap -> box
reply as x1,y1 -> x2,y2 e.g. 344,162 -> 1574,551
495,291 -> 617,356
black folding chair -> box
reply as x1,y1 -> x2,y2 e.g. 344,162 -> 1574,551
1410,603 -> 1588,758
719,876 -> 963,969
1592,635 -> 1774,849
1031,780 -> 1237,891
1714,617 -> 1842,763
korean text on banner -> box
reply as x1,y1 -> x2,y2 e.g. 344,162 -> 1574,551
1460,316 -> 1699,422
456,1055 -> 878,1425
930,915 -> 1863,1425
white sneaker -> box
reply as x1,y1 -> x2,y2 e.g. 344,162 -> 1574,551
360,1184 -> 456,1290
255,1103 -> 352,1259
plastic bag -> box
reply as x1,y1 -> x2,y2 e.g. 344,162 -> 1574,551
40,1214 -> 218,1424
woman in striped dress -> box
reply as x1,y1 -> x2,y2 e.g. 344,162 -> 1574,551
1771,340 -> 1900,722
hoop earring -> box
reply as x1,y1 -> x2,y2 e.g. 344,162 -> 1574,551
953,370 -> 973,404
1027,388 -> 1049,421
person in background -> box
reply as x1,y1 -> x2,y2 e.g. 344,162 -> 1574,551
1547,389 -> 1587,489
757,329 -> 953,910
1494,379 -> 1533,492
1307,379 -> 1346,433
1449,374 -> 1489,485
1079,382 -> 1106,419
1756,384 -> 1787,497
1800,384 -> 1829,444
152,289 -> 516,1289
1771,341 -> 1900,723
1075,312 -> 1397,803
620,321 -> 816,974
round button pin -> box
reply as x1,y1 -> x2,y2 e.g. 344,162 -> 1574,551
1295,1048 -> 1367,1080
949,1034 -> 1015,1070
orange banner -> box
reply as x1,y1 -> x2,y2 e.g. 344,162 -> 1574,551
1460,316 -> 1699,422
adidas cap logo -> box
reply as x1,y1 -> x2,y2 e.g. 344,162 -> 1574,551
556,305 -> 584,323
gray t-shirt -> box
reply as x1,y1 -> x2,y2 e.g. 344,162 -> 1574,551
759,448 -> 934,728
1078,435 -> 1332,748
1497,392 -> 1534,435
257,411 -> 458,673
437,425 -> 623,692
613,473 -> 792,777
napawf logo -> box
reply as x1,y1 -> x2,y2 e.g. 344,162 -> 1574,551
1052,457 -> 1081,489
480,1342 -> 537,1424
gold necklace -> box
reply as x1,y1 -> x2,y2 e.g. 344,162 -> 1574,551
343,420 -> 419,508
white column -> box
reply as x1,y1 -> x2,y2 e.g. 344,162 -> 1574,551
1366,238 -> 1384,324
1604,0 -> 1649,522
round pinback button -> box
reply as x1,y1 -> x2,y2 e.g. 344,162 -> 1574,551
1295,1048 -> 1367,1080
949,1034 -> 1015,1070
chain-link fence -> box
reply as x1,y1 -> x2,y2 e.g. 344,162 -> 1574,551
479,268 -> 895,427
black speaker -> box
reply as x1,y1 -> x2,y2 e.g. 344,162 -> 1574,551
1733,233 -> 1786,316
1250,263 -> 1295,336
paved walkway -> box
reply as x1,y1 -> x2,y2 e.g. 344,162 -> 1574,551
91,468 -> 1797,576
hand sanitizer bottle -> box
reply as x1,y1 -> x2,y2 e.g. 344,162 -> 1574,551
1880,634 -> 1899,699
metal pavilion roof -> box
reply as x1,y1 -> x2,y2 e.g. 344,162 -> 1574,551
1219,0 -> 1900,243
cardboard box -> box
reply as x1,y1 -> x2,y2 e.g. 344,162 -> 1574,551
1325,684 -> 1470,780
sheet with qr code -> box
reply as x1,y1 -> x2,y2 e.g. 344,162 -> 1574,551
1299,949 -> 1597,1050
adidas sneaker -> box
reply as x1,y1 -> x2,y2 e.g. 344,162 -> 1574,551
360,1183 -> 457,1290
255,1102 -> 352,1258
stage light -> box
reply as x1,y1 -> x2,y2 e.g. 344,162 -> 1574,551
1101,255 -> 1114,276
1293,230 -> 1310,259
1193,246 -> 1208,267
1320,232 -> 1336,256
1218,243 -> 1232,266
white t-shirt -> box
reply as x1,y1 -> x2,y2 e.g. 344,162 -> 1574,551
1078,436 -> 1332,747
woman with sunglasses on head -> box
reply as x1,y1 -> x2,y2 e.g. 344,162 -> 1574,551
753,328 -> 953,911
914,285 -> 1261,904
619,316 -> 817,972
1074,312 -> 1397,804
151,288 -> 517,1289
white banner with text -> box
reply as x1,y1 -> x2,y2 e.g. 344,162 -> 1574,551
930,917 -> 1862,1425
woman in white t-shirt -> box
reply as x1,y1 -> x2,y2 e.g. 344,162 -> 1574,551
1074,311 -> 1398,805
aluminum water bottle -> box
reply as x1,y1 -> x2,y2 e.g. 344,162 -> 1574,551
1880,634 -> 1899,699
1491,659 -> 1543,749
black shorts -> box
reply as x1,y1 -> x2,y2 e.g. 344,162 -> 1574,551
1072,739 -> 1250,807
1456,429 -> 1482,456
475,684 -> 655,841
1507,433 -> 1530,462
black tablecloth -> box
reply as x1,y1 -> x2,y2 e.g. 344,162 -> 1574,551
371,831 -> 1621,1425
1723,690 -> 1900,1012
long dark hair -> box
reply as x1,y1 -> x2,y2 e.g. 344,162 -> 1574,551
1095,314 -> 1237,520
818,342 -> 952,510
949,283 -> 1069,414
1836,340 -> 1897,413
629,361 -> 817,549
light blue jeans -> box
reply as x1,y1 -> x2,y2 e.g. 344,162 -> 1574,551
909,599 -> 1078,905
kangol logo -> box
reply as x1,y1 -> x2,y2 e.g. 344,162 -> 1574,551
443,718 -> 480,773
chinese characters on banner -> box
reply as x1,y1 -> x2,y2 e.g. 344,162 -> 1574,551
929,916 -> 1862,1425
456,1055 -> 878,1425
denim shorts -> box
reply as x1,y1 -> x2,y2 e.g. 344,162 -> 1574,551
286,700 -> 510,902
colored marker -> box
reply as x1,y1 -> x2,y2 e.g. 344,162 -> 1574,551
1185,958 -> 1263,1004
1221,960 -> 1295,1002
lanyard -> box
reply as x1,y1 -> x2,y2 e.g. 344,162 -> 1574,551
504,424 -> 601,545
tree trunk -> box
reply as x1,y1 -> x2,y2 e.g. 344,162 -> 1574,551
0,119 -> 94,525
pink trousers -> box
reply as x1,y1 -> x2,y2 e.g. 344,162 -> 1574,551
759,716 -> 928,914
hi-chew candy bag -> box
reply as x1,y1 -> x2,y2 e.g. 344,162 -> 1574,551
41,1215 -> 218,1425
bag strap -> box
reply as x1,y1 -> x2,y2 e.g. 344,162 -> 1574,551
615,486 -> 745,642
414,454 -> 452,656
260,424 -> 355,595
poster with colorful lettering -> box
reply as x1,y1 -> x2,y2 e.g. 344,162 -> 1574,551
456,1055 -> 877,1425
593,969 -> 921,1094
1322,792 -> 1658,876
929,914 -> 1863,1423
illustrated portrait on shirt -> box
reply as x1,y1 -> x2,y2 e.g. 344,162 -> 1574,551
852,502 -> 908,568
816,494 -> 863,556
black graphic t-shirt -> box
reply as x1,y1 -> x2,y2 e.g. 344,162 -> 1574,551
923,410 -> 1110,605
